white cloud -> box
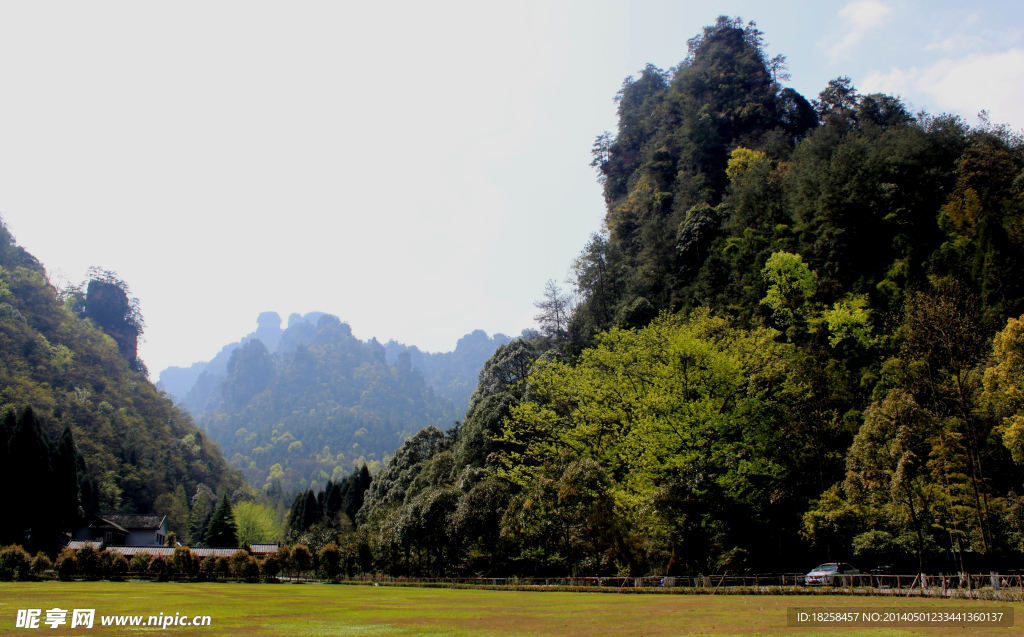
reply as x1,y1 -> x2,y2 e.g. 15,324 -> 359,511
829,0 -> 893,60
862,48 -> 1024,128
923,17 -> 1022,56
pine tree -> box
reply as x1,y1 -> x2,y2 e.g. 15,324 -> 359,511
300,490 -> 319,531
205,494 -> 238,547
325,480 -> 343,520
7,407 -> 56,550
287,493 -> 305,532
345,465 -> 372,525
0,410 -> 14,543
54,427 -> 83,530
338,479 -> 354,522
188,486 -> 217,546
74,448 -> 99,517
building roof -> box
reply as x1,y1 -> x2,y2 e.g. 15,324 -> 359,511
104,546 -> 174,557
90,519 -> 128,533
65,540 -> 104,551
248,544 -> 280,555
105,546 -> 242,558
190,548 -> 243,558
98,514 -> 166,531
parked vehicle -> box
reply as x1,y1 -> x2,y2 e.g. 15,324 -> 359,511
804,563 -> 859,586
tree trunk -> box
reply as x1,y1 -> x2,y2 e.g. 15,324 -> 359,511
615,535 -> 643,578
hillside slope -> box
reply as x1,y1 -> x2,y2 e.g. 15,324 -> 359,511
0,220 -> 242,530
353,17 -> 1024,578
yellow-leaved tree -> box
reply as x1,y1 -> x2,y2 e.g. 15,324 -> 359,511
982,315 -> 1024,463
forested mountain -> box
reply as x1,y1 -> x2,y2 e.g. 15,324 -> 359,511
0,221 -> 242,551
352,17 -> 1024,578
384,330 -> 516,417
163,318 -> 513,421
158,311 -> 309,405
185,316 -> 458,495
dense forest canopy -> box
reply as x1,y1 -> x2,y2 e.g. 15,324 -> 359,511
350,16 -> 1024,578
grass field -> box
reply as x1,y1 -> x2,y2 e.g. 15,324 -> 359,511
0,582 -> 1019,636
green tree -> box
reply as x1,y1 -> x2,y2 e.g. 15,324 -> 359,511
128,552 -> 151,573
153,485 -> 191,542
110,554 -> 128,579
501,310 -> 799,574
188,485 -> 217,545
6,407 -> 56,550
291,544 -> 312,576
234,501 -> 280,545
760,251 -> 817,328
56,550 -> 78,581
54,427 -> 82,529
148,555 -> 167,579
31,551 -> 52,575
319,543 -> 341,579
206,494 -> 239,547
260,552 -> 280,580
276,545 -> 292,577
0,544 -> 31,580
844,390 -> 937,573
168,546 -> 199,578
982,314 -> 1024,462
229,549 -> 250,577
533,280 -> 572,342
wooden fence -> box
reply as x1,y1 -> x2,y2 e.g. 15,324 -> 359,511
314,572 -> 1024,600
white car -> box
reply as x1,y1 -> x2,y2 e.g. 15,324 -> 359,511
804,562 -> 859,586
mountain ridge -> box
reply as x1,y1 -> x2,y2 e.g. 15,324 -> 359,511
159,315 -> 520,419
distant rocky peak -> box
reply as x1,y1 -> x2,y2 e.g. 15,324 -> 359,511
84,280 -> 139,364
251,311 -> 283,352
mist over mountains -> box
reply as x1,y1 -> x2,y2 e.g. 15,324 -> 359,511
159,313 -> 517,419
383,330 -> 516,416
157,312 -> 519,493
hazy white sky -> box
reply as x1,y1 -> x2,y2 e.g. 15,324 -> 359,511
0,0 -> 1021,375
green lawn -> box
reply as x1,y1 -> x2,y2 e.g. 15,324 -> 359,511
0,582 -> 1018,636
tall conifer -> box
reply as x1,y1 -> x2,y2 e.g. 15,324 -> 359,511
8,407 -> 55,550
300,490 -> 319,531
55,427 -> 82,529
205,494 -> 238,547
346,465 -> 372,524
0,410 -> 14,543
287,493 -> 305,532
